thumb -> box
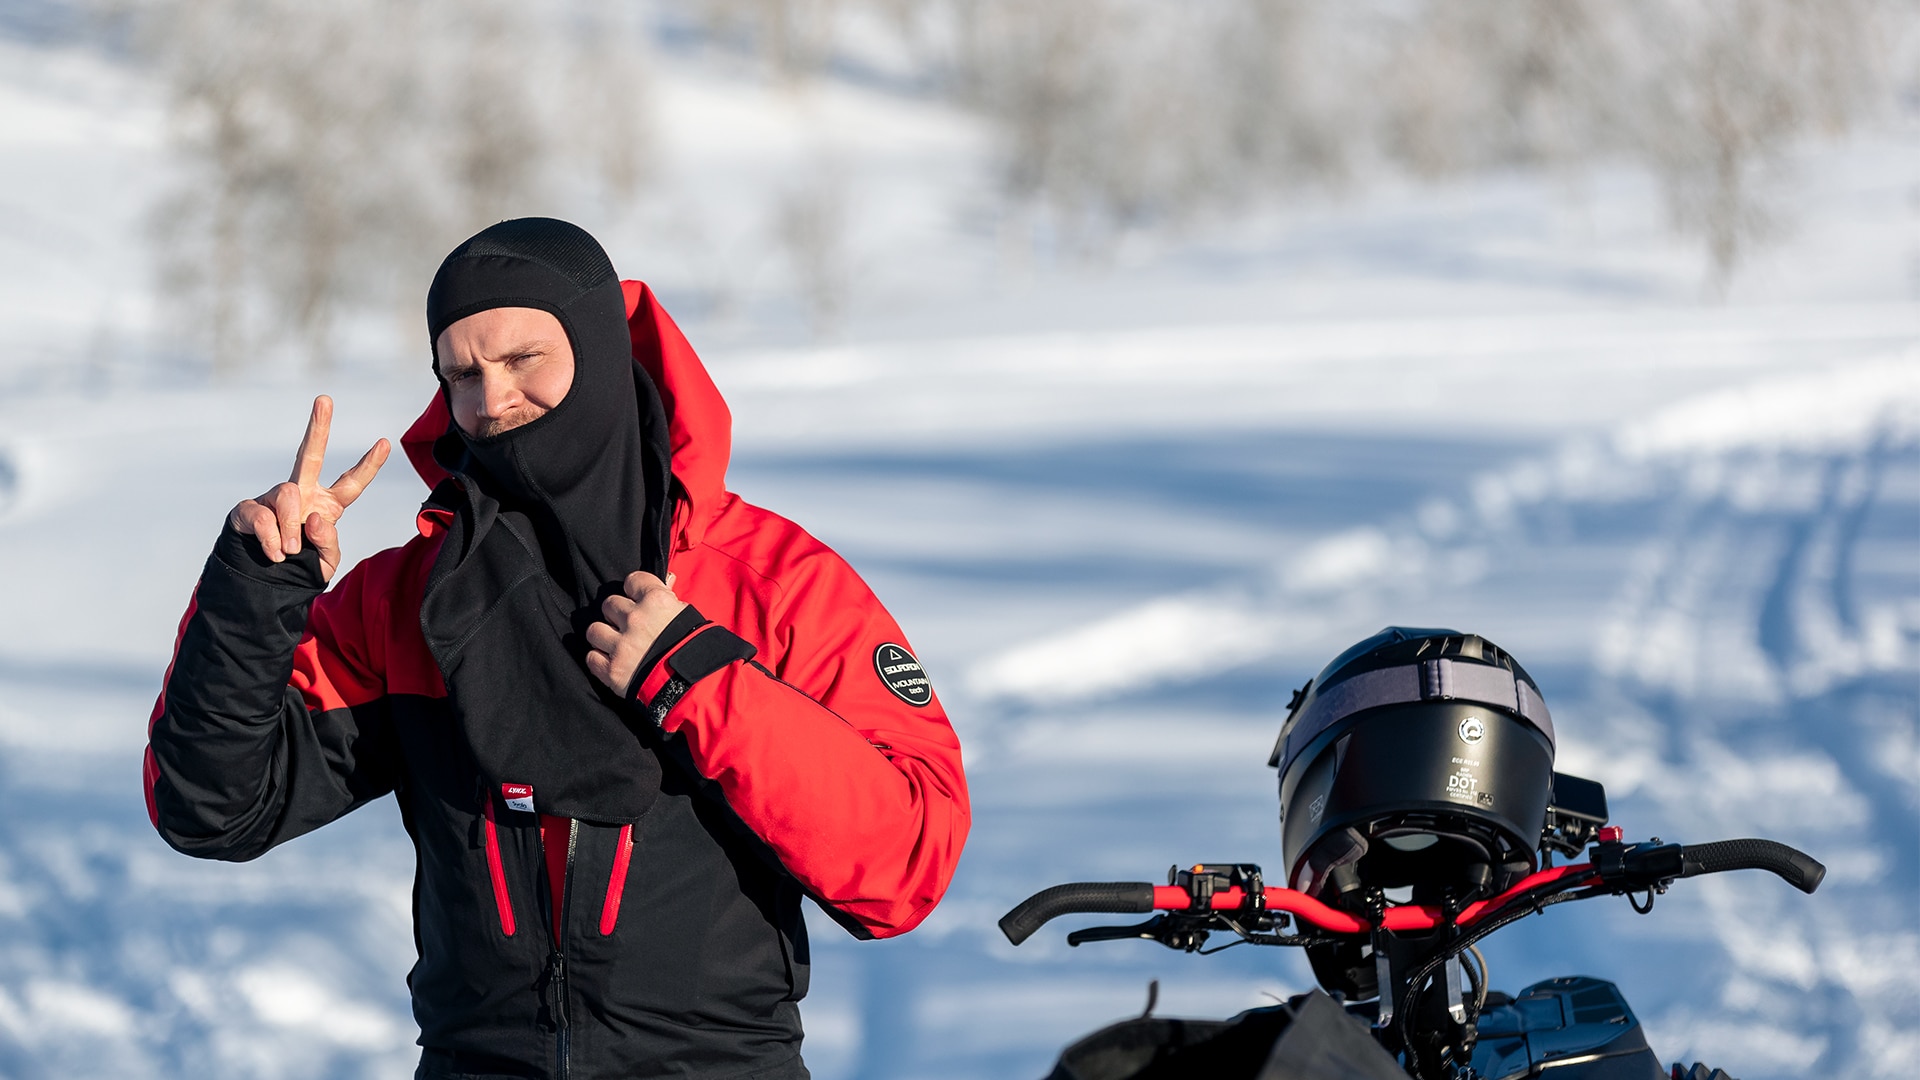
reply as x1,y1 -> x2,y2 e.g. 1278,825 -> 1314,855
306,512 -> 342,579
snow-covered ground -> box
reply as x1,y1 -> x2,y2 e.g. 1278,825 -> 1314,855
0,24 -> 1915,1080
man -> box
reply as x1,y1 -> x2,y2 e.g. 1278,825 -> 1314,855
143,218 -> 970,1079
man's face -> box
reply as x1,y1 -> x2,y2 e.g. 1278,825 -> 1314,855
436,307 -> 576,438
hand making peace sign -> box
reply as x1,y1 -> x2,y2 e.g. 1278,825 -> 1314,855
227,395 -> 391,583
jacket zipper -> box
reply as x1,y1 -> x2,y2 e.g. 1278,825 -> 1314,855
481,796 -> 516,937
600,824 -> 634,935
547,819 -> 578,1080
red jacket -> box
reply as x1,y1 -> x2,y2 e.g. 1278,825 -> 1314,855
145,281 -> 969,1077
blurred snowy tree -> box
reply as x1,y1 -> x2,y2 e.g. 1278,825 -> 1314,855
142,0 -> 652,372
686,0 -> 1908,285
1625,0 -> 1893,288
773,161 -> 854,338
690,0 -> 846,76
1377,0 -> 1896,289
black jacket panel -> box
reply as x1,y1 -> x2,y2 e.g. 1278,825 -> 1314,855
565,779 -> 806,1077
150,525 -> 400,861
391,705 -> 807,1077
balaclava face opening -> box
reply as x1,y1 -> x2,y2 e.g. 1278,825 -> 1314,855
418,217 -> 675,822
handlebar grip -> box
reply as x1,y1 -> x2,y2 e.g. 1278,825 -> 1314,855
999,882 -> 1156,946
1680,839 -> 1825,894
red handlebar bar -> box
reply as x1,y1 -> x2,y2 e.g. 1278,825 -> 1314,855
999,837 -> 1821,947
1148,862 -> 1598,933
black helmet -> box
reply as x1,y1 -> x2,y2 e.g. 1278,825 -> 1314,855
1270,627 -> 1557,906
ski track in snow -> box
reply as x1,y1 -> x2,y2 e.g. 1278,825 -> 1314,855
922,353 -> 1919,1080
0,28 -> 1917,1080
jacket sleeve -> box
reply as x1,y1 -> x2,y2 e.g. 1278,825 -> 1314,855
632,549 -> 970,940
144,524 -> 401,861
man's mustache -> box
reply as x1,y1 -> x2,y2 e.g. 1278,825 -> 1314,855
471,407 -> 547,439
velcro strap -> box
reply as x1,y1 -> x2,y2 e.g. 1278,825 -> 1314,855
667,625 -> 757,684
635,624 -> 758,731
1422,658 -> 1519,714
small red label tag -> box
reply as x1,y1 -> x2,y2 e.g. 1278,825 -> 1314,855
501,784 -> 535,813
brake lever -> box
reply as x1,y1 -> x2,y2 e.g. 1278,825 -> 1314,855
1066,915 -> 1214,952
1066,918 -> 1168,947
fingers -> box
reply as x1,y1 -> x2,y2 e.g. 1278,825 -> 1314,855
290,396 -> 334,488
623,570 -> 669,600
591,572 -> 689,697
233,397 -> 372,571
328,438 -> 390,509
268,481 -> 305,556
584,650 -> 615,688
584,621 -> 622,654
230,499 -> 285,562
601,593 -> 637,624
583,622 -> 635,694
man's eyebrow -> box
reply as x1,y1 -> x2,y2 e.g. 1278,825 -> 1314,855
495,339 -> 558,361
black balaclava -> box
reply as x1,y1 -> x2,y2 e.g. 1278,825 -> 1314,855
419,218 -> 674,823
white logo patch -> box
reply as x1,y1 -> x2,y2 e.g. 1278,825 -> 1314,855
1458,716 -> 1486,744
501,783 -> 536,813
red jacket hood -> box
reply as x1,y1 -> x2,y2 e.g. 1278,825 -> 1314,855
401,280 -> 733,552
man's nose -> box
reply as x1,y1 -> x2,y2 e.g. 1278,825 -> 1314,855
479,371 -> 523,417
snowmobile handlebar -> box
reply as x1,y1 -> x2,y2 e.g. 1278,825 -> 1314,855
1587,836 -> 1825,894
998,882 -> 1156,946
1678,838 -> 1825,893
998,836 -> 1824,946
997,863 -> 1594,946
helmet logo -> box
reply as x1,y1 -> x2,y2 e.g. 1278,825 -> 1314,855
1458,716 -> 1486,744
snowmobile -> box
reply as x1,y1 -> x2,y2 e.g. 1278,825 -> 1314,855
999,628 -> 1824,1080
